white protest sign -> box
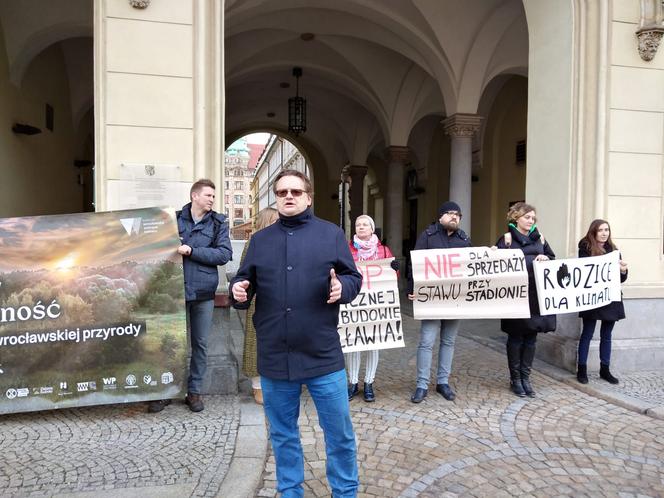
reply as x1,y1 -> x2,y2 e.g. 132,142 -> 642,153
533,251 -> 621,315
338,258 -> 404,353
411,247 -> 530,319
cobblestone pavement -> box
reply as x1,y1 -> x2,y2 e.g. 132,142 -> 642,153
595,370 -> 664,406
463,318 -> 664,412
256,313 -> 664,497
0,396 -> 240,497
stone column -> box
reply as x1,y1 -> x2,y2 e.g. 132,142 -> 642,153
386,146 -> 409,258
348,165 -> 368,226
95,0 -> 236,394
442,114 -> 482,235
95,0 -> 224,211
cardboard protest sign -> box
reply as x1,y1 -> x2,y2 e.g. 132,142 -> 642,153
533,251 -> 621,315
338,258 -> 404,353
0,208 -> 187,415
411,247 -> 530,319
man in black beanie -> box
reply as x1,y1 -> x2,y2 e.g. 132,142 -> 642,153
407,200 -> 471,403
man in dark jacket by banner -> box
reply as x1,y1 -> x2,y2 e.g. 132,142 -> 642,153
407,201 -> 471,404
149,179 -> 232,414
231,170 -> 362,498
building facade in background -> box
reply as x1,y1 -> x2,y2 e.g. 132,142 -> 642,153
0,1 -> 663,376
224,136 -> 263,238
253,134 -> 310,214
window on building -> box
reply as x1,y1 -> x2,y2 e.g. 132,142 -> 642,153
224,181 -> 230,190
234,208 -> 243,218
234,195 -> 244,204
235,181 -> 243,190
234,170 -> 242,176
515,140 -> 527,165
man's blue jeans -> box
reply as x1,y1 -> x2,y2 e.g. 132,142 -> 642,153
261,369 -> 359,498
187,299 -> 214,394
416,319 -> 460,389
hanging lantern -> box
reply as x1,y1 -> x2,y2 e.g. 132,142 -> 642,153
288,67 -> 307,136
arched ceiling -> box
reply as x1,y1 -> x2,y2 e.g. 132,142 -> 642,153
226,0 -> 528,171
0,1 -> 92,128
0,0 -> 529,181
0,0 -> 91,86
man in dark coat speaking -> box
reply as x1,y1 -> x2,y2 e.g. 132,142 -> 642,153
231,169 -> 362,498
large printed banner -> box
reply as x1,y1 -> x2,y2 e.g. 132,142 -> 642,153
338,258 -> 404,353
0,208 -> 187,415
412,247 -> 530,319
533,251 -> 621,316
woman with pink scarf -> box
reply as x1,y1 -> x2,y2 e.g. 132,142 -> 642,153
346,214 -> 398,402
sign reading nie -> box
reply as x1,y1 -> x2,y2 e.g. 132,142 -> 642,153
0,208 -> 187,415
533,251 -> 621,315
337,258 -> 404,353
411,247 -> 530,320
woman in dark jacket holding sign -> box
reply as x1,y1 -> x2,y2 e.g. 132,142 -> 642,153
496,202 -> 556,398
576,219 -> 628,385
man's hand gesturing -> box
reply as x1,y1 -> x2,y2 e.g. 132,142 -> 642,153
327,269 -> 342,304
232,280 -> 250,302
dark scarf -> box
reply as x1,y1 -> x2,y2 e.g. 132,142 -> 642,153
279,207 -> 312,228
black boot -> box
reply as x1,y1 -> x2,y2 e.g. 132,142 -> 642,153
520,342 -> 536,397
348,383 -> 359,400
600,364 -> 619,384
410,387 -> 427,403
507,340 -> 526,397
577,364 -> 588,384
363,383 -> 375,402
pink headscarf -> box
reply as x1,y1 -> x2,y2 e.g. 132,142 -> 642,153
353,234 -> 380,261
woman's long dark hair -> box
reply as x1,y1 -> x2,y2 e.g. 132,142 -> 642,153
580,219 -> 616,256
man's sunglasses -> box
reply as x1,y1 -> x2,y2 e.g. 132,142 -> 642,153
275,189 -> 307,198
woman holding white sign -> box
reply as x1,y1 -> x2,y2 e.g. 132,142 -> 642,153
496,202 -> 556,398
576,219 -> 628,385
346,214 -> 398,402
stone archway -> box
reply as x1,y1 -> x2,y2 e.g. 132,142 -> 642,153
0,3 -> 94,217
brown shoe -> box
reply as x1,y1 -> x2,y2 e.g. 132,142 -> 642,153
253,388 -> 263,405
184,393 -> 204,412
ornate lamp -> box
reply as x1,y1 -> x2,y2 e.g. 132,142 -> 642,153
288,67 -> 307,136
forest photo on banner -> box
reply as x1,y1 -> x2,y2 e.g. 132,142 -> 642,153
0,208 -> 187,415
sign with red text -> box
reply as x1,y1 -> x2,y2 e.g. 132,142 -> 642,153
338,258 -> 404,353
533,251 -> 621,315
411,247 -> 530,319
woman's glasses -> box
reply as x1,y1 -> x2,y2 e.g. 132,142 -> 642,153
275,189 -> 307,198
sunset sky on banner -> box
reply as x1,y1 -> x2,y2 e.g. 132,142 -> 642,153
0,209 -> 180,272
